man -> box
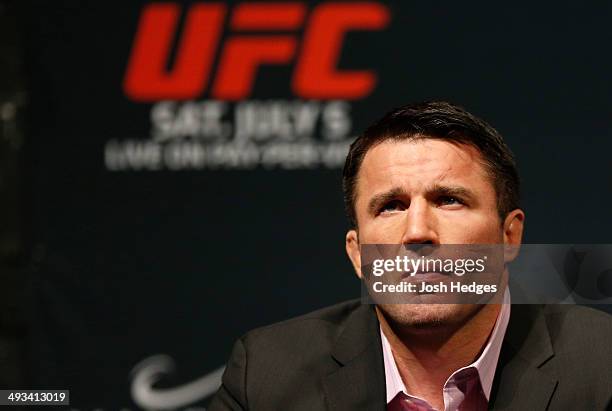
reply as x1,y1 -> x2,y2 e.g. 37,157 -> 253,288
209,102 -> 612,410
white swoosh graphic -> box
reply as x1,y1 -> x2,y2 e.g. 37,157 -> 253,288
130,354 -> 225,410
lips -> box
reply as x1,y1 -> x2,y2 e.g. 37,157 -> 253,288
400,270 -> 450,282
401,261 -> 454,278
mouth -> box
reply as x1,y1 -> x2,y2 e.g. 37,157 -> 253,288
400,270 -> 451,282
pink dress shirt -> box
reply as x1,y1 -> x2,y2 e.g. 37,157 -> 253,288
381,290 -> 511,411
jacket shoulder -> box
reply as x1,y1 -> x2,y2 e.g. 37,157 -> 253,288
242,298 -> 363,347
230,300 -> 368,409
540,305 -> 612,406
543,304 -> 612,343
543,305 -> 612,383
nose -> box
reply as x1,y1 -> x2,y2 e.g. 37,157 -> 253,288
400,198 -> 438,245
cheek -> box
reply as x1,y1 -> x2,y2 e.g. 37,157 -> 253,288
437,212 -> 502,242
359,216 -> 406,242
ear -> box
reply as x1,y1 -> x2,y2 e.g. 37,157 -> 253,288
345,229 -> 363,279
502,209 -> 525,262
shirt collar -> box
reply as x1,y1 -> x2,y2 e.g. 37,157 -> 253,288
381,289 -> 511,403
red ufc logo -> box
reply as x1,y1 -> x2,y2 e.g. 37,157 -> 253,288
123,2 -> 390,101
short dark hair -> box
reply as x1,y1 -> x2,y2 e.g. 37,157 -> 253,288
342,101 -> 520,228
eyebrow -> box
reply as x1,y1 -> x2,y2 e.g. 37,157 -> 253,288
366,184 -> 477,215
427,184 -> 477,203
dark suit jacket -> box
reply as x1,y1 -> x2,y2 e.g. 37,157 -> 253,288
209,301 -> 612,410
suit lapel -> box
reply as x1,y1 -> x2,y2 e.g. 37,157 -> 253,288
322,304 -> 386,411
490,304 -> 558,410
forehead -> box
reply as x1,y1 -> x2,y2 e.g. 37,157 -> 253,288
356,138 -> 491,196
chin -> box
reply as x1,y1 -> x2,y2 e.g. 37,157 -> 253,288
378,303 -> 483,331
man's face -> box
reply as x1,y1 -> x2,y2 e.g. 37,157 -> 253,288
345,138 -> 523,329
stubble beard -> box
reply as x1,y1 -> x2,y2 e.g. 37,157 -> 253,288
377,302 -> 485,333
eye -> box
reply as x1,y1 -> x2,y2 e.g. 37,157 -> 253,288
379,200 -> 406,214
437,196 -> 464,208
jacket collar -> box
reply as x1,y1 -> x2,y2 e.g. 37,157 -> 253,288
322,303 -> 386,411
490,303 -> 558,410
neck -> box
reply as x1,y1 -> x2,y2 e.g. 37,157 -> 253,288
377,303 -> 501,409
